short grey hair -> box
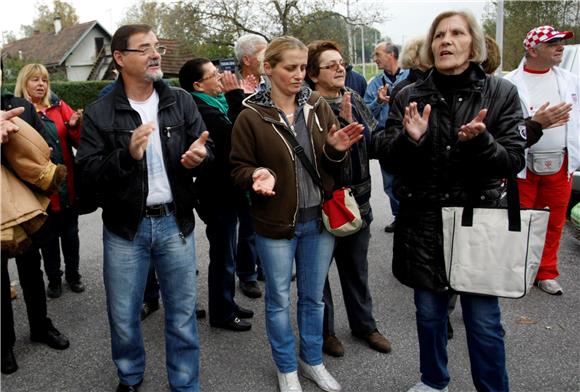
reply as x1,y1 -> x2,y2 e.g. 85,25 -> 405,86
234,34 -> 268,65
420,10 -> 487,67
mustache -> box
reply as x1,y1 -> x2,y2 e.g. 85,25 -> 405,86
148,60 -> 161,67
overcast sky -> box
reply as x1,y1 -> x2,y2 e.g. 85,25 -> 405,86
0,0 -> 490,46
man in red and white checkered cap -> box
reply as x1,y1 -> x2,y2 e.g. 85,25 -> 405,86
505,26 -> 579,296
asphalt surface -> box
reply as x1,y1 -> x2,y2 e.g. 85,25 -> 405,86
2,161 -> 579,392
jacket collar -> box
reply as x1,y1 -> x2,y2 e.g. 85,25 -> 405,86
243,85 -> 322,125
411,62 -> 486,98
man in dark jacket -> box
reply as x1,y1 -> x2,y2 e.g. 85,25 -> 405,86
76,24 -> 212,392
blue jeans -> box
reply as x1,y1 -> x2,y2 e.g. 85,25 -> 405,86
380,166 -> 399,218
256,219 -> 334,373
103,214 -> 199,392
414,289 -> 509,392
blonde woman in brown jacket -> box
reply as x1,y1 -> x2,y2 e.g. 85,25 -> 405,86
230,36 -> 363,392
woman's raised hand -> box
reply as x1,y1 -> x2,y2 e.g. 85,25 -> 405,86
403,102 -> 431,142
221,71 -> 242,93
339,92 -> 353,123
241,74 -> 259,94
458,109 -> 487,142
326,122 -> 364,151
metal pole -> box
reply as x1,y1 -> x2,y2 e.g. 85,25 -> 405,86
361,26 -> 366,78
346,0 -> 354,64
495,0 -> 504,74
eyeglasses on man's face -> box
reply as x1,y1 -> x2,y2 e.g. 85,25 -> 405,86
121,45 -> 167,56
319,59 -> 346,72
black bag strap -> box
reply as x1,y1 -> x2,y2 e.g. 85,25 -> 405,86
461,162 -> 522,232
276,124 -> 327,193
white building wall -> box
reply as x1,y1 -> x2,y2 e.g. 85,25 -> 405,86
64,29 -> 111,81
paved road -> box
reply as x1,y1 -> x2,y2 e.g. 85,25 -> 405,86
3,161 -> 579,392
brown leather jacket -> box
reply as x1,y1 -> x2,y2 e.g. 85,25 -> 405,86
231,88 -> 345,239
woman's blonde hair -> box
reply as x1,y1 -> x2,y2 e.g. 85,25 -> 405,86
263,36 -> 307,72
420,10 -> 487,68
399,36 -> 428,69
14,63 -> 51,107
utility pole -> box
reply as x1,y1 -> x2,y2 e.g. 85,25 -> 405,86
361,26 -> 366,78
495,0 -> 504,74
346,0 -> 354,64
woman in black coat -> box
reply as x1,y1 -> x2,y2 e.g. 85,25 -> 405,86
378,10 -> 526,392
179,59 -> 255,332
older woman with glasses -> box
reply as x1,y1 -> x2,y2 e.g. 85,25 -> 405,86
377,10 -> 526,392
179,58 -> 255,332
304,40 -> 392,358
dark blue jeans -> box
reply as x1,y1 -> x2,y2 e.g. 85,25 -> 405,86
323,225 -> 376,336
40,207 -> 80,283
414,289 -> 509,392
235,203 -> 261,282
103,214 -> 199,391
205,206 -> 238,323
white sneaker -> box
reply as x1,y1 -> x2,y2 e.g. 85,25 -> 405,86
536,279 -> 563,295
298,359 -> 342,392
277,370 -> 302,392
407,381 -> 449,392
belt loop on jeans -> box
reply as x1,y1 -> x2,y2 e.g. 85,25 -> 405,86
144,203 -> 174,218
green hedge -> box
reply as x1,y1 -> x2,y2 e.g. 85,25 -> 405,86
3,78 -> 179,110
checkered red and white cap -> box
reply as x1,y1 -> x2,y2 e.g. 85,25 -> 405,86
523,25 -> 574,51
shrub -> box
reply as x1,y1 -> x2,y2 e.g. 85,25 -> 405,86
2,79 -> 180,109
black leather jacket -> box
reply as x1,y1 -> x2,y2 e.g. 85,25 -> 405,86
76,79 -> 213,240
378,63 -> 526,292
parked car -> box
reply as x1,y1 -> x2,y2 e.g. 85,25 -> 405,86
571,202 -> 580,241
562,44 -> 580,212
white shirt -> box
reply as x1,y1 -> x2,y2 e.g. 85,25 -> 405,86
523,69 -> 567,152
128,91 -> 174,205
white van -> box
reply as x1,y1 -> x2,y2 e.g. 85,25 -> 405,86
562,45 -> 579,197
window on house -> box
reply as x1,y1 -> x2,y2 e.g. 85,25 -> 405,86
95,37 -> 104,56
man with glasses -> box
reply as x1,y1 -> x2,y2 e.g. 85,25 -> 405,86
77,24 -> 213,392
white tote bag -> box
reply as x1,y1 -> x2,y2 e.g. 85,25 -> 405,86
442,178 -> 549,298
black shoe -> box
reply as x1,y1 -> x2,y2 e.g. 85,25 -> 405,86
47,280 -> 62,298
239,280 -> 262,298
67,279 -> 85,293
447,317 -> 454,340
235,305 -> 254,319
1,349 -> 18,375
384,221 -> 396,233
210,317 -> 252,332
196,304 -> 206,319
30,324 -> 70,350
140,301 -> 160,321
116,380 -> 143,392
